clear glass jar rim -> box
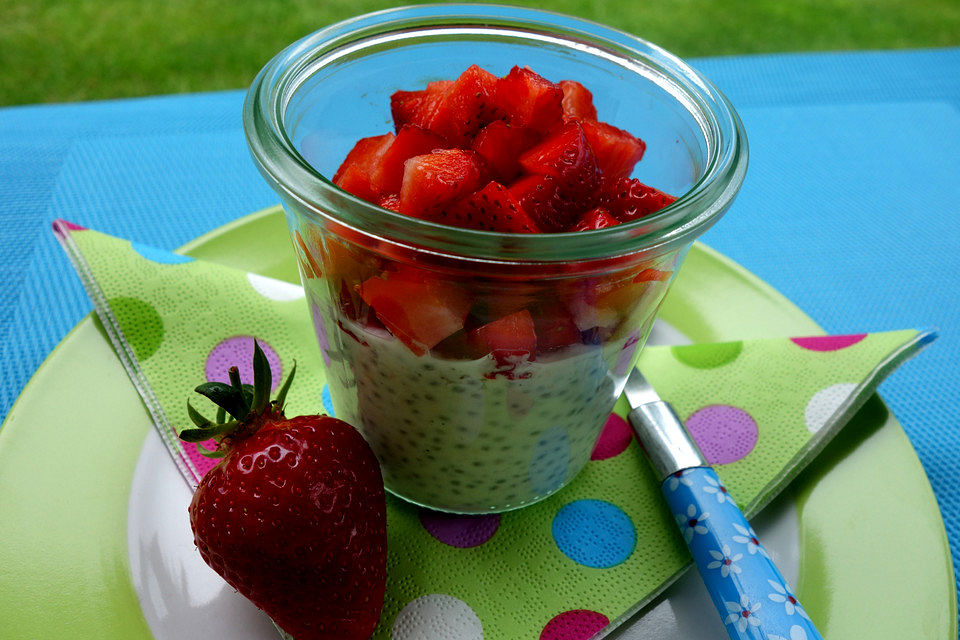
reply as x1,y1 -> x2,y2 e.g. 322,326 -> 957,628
243,4 -> 748,263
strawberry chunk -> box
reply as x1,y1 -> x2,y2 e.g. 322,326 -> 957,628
390,80 -> 452,131
570,206 -> 620,231
471,120 -> 539,183
495,66 -> 564,133
580,120 -> 646,179
333,165 -> 378,203
533,306 -> 582,352
428,65 -> 502,145
601,177 -> 677,222
559,80 -> 597,120
519,121 -> 601,200
333,133 -> 395,182
470,309 -> 537,363
634,268 -> 672,282
399,149 -> 489,218
370,126 -> 449,194
332,133 -> 395,200
509,174 -> 580,232
377,193 -> 401,212
435,181 -> 540,233
359,267 -> 471,355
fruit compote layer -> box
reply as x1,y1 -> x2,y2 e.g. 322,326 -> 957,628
297,65 -> 680,512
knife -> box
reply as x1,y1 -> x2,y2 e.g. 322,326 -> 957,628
625,369 -> 824,640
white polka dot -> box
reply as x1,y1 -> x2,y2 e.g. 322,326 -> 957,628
392,594 -> 483,640
246,273 -> 305,301
804,383 -> 858,433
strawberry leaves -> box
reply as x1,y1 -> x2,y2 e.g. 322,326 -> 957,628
178,340 -> 297,455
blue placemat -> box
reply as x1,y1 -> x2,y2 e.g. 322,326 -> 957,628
2,48 -> 959,605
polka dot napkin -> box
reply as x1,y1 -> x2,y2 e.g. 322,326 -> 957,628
54,221 -> 933,640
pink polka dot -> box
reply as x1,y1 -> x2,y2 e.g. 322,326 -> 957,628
591,414 -> 633,460
419,510 -> 500,548
540,610 -> 609,640
685,405 -> 758,464
791,333 -> 866,351
183,440 -> 221,479
59,219 -> 87,231
205,336 -> 282,391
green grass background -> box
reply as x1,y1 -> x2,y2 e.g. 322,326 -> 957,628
2,0 -> 959,106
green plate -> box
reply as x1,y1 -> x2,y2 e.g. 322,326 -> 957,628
0,206 -> 954,638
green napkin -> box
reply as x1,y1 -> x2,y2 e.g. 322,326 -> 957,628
54,220 -> 933,640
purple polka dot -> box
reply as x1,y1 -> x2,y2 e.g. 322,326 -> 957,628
419,510 -> 500,548
205,336 -> 282,391
791,334 -> 866,352
685,405 -> 758,464
311,304 -> 331,367
540,610 -> 609,640
591,414 -> 633,460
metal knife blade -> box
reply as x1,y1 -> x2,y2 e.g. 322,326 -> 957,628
622,367 -> 662,407
624,368 -> 706,479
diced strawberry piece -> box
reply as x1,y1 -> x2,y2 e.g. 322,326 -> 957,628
390,81 -> 452,131
634,268 -> 672,282
494,66 -> 564,133
428,65 -> 502,144
519,121 -> 601,201
480,292 -> 537,324
377,193 -> 401,212
470,309 -> 537,363
508,174 -> 581,232
332,133 -> 395,201
559,80 -> 597,120
358,268 -> 471,355
399,149 -> 489,217
570,206 -> 619,231
431,329 -> 483,360
430,313 -> 488,360
324,235 -> 382,285
321,236 -> 383,324
580,120 -> 646,179
470,121 -> 539,183
594,278 -> 643,317
332,133 -> 395,183
334,164 -> 379,203
533,307 -> 582,352
601,177 -> 677,222
434,181 -> 540,233
370,126 -> 449,194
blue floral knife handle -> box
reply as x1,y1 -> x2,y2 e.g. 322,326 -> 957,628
625,370 -> 823,640
662,467 -> 822,640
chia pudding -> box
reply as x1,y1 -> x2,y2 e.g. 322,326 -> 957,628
299,259 -> 668,512
319,305 -> 643,511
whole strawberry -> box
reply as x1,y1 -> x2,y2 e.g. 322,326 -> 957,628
179,341 -> 386,639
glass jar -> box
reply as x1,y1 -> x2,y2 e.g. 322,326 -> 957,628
244,4 -> 747,513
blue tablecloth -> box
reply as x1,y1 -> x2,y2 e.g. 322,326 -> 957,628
2,48 -> 958,602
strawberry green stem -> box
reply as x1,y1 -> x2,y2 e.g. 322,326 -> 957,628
177,339 -> 297,457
